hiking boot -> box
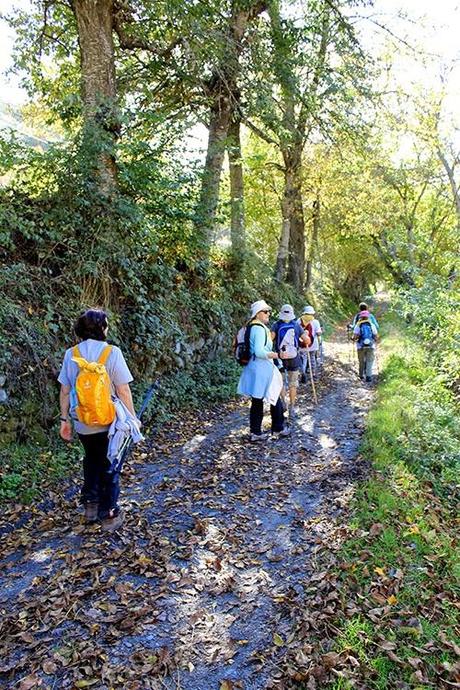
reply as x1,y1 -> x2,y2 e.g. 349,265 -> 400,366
288,406 -> 297,422
101,509 -> 124,532
250,432 -> 268,443
84,502 -> 98,523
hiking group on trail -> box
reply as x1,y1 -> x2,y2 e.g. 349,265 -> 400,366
57,301 -> 379,530
236,300 -> 323,442
236,298 -> 380,442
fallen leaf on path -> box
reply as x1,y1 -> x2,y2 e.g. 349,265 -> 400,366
19,676 -> 41,690
220,681 -> 234,690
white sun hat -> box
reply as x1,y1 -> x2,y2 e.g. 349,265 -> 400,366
302,305 -> 315,315
250,299 -> 272,319
278,304 -> 295,321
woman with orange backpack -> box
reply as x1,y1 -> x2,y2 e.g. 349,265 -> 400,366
58,309 -> 138,531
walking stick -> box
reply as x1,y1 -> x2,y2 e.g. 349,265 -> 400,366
374,343 -> 380,376
306,349 -> 318,404
346,324 -> 353,364
111,380 -> 160,475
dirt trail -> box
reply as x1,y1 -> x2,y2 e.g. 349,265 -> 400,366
0,328 -> 375,690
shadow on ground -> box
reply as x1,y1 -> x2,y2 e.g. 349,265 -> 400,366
0,331 -> 375,690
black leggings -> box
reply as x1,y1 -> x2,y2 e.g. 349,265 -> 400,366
78,432 -> 120,519
250,397 -> 284,435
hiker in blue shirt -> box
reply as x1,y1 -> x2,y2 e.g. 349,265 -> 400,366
351,302 -> 379,331
237,300 -> 288,442
353,309 -> 378,382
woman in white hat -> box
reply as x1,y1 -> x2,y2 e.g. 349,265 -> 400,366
237,300 -> 288,441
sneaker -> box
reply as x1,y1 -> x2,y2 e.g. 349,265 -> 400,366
84,502 -> 98,523
271,427 -> 291,439
101,509 -> 124,532
250,432 -> 268,443
288,407 -> 297,421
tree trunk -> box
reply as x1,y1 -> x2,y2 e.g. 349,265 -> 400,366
72,0 -> 119,196
194,1 -> 266,256
437,147 -> 460,231
275,196 -> 290,282
284,149 -> 305,290
305,197 -> 320,291
228,117 -> 246,268
195,90 -> 233,249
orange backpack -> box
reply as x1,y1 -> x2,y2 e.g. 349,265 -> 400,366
71,345 -> 116,426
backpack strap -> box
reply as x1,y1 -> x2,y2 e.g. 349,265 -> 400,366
98,344 -> 112,365
246,322 -> 268,357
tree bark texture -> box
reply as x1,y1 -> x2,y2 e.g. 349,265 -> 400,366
72,0 -> 118,195
437,148 -> 460,231
283,149 -> 305,290
194,1 -> 265,252
305,197 -> 320,291
195,92 -> 233,248
228,117 -> 246,265
275,197 -> 290,282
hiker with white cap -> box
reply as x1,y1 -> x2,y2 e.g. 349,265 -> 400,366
237,300 -> 288,441
298,306 -> 323,382
271,304 -> 310,422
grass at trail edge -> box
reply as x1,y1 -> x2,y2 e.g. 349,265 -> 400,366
287,312 -> 460,689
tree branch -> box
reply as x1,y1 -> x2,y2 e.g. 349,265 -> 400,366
243,118 -> 279,147
112,7 -> 180,57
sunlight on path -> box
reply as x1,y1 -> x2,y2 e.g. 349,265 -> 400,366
0,326 -> 376,690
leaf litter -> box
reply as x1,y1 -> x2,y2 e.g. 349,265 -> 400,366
0,338 -> 376,689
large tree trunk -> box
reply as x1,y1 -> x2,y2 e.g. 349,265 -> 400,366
228,117 -> 246,268
275,196 -> 290,282
194,1 -> 265,256
72,0 -> 119,196
283,149 -> 305,290
195,89 -> 233,248
305,196 -> 320,290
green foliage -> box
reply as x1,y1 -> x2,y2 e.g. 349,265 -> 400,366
363,314 -> 460,503
2,0 -> 458,511
0,441 -> 80,504
325,313 -> 460,689
397,278 -> 460,390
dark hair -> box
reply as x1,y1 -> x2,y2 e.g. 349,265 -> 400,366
359,302 -> 368,311
74,309 -> 108,341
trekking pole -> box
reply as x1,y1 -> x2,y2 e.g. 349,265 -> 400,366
111,380 -> 160,474
306,349 -> 318,404
346,324 -> 353,364
374,343 -> 380,376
